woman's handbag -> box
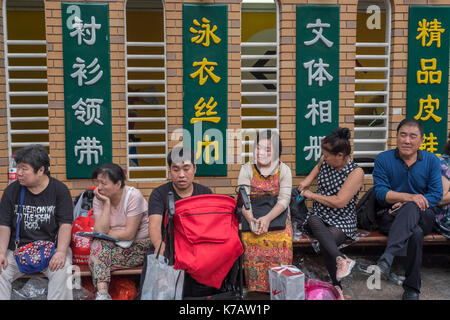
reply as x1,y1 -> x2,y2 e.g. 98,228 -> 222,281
13,186 -> 56,274
239,185 -> 288,232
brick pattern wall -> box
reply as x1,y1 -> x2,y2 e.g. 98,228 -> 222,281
0,2 -> 6,195
44,0 -> 128,196
0,0 -> 450,201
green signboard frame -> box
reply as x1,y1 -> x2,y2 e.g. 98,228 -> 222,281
296,5 -> 340,175
182,4 -> 228,176
62,3 -> 112,179
406,6 -> 450,157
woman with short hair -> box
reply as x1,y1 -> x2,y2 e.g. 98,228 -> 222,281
89,163 -> 151,300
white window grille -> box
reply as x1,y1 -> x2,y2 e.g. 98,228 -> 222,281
241,0 -> 279,162
125,0 -> 167,181
354,0 -> 391,174
3,0 -> 49,158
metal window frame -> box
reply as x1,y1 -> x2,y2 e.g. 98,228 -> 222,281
240,0 -> 280,160
124,0 -> 168,181
354,0 -> 391,171
3,0 -> 49,161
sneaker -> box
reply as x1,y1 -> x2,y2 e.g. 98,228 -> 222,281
336,255 -> 355,281
334,285 -> 345,300
95,292 -> 112,300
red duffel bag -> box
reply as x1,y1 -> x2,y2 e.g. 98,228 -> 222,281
71,209 -> 95,264
173,194 -> 243,289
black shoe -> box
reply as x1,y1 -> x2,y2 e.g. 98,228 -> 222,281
376,259 -> 391,280
402,288 -> 419,300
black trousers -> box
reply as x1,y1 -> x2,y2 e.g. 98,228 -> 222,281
308,215 -> 348,287
378,202 -> 435,293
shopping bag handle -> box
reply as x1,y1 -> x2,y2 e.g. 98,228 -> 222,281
156,191 -> 175,263
168,191 -> 175,218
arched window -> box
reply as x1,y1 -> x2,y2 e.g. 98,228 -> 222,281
125,0 -> 167,181
241,0 -> 279,162
353,0 -> 391,174
3,0 -> 49,157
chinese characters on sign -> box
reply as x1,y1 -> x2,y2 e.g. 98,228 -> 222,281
296,6 -> 340,175
183,4 -> 228,176
62,3 -> 112,178
406,7 -> 450,158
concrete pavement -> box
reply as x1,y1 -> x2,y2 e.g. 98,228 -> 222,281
245,245 -> 450,300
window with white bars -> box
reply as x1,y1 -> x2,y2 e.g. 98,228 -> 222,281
354,0 -> 391,174
3,0 -> 49,157
125,0 -> 167,181
241,0 -> 279,162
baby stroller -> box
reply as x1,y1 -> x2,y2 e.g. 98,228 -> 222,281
166,191 -> 245,300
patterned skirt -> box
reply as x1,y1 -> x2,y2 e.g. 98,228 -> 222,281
88,238 -> 151,286
241,215 -> 293,292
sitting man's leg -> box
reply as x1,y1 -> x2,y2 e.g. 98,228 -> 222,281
377,202 -> 435,299
402,208 -> 434,299
44,248 -> 74,300
377,202 -> 421,274
0,250 -> 23,300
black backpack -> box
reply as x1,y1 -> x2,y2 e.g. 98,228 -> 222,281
73,187 -> 95,220
290,188 -> 308,231
355,187 -> 385,231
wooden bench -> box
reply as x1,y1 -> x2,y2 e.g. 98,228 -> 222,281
293,229 -> 449,247
21,264 -> 143,279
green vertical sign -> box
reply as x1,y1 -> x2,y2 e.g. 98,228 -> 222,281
296,5 -> 340,175
183,4 -> 228,176
406,6 -> 450,157
62,3 -> 112,178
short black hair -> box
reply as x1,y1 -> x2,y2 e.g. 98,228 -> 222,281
167,146 -> 195,167
397,118 -> 424,137
91,163 -> 126,188
14,144 -> 50,176
321,127 -> 352,157
256,129 -> 282,159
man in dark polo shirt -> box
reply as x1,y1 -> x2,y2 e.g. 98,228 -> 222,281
372,118 -> 443,300
148,146 -> 215,297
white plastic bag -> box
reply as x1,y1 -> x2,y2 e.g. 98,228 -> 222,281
269,265 -> 305,300
140,253 -> 185,300
11,277 -> 48,300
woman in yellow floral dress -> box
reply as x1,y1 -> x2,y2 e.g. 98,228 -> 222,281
237,130 -> 293,293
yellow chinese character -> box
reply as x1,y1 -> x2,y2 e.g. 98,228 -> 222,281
190,17 -> 221,47
190,97 -> 221,124
420,132 -> 439,154
414,94 -> 441,122
195,135 -> 219,164
416,18 -> 445,48
190,58 -> 221,86
416,19 -> 429,46
416,58 -> 442,84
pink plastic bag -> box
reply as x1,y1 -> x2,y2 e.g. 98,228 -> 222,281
305,279 -> 343,300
